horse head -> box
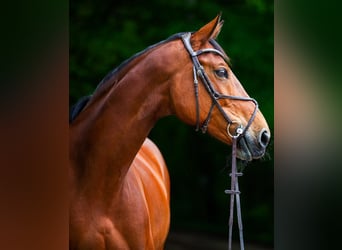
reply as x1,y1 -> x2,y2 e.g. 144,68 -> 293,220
169,14 -> 270,161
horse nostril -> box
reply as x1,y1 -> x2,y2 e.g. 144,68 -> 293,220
258,129 -> 270,148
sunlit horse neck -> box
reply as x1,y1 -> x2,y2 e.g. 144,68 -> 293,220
69,15 -> 270,250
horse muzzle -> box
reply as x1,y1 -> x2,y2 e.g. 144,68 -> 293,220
236,129 -> 270,161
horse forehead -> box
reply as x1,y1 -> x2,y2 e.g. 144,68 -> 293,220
198,52 -> 227,66
197,42 -> 228,63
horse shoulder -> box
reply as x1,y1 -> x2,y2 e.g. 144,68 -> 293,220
128,137 -> 171,248
139,137 -> 170,191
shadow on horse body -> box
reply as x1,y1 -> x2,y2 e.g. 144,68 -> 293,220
69,15 -> 270,250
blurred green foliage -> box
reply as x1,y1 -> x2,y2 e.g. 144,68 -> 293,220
70,0 -> 273,246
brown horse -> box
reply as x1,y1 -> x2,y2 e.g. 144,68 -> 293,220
69,15 -> 270,250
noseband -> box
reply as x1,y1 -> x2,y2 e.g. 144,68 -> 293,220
181,33 -> 258,138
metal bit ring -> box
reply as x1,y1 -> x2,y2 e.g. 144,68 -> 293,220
226,121 -> 243,138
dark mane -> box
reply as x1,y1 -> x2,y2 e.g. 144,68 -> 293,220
69,95 -> 91,123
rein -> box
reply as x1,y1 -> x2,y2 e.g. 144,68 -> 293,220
181,32 -> 258,250
225,135 -> 245,250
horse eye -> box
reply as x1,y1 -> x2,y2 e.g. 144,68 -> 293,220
214,68 -> 228,79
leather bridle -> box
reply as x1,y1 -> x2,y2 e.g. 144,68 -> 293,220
181,32 -> 258,139
181,32 -> 259,250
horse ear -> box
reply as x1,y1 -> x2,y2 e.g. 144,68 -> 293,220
191,14 -> 224,49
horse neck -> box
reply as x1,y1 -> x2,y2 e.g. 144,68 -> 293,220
70,43 -> 182,204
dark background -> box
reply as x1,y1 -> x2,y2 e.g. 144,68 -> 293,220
70,0 -> 274,247
2,1 -> 342,250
